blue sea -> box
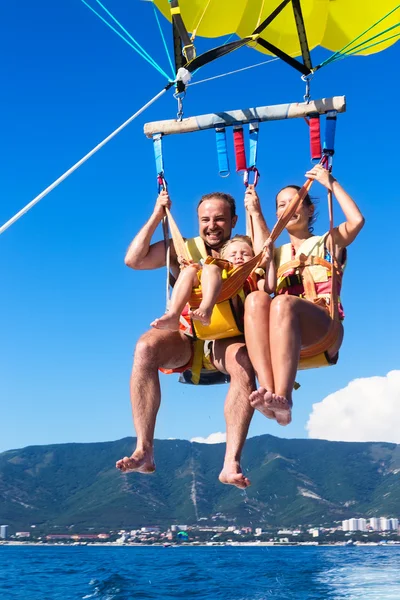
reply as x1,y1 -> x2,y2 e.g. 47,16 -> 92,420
1,546 -> 399,599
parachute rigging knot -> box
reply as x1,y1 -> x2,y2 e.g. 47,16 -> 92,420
176,67 -> 192,85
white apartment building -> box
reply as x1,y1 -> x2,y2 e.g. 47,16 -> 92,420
358,518 -> 367,532
348,518 -> 359,531
0,525 -> 8,539
369,518 -> 380,531
380,517 -> 390,531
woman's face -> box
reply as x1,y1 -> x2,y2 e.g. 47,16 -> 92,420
276,187 -> 314,233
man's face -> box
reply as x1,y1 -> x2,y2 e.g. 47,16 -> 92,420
198,199 -> 238,250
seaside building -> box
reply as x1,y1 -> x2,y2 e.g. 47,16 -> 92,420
342,520 -> 350,532
389,518 -> 399,531
0,525 -> 8,540
358,518 -> 367,532
380,517 -> 390,531
309,528 -> 320,538
15,532 -> 31,538
369,518 -> 380,531
348,518 -> 359,531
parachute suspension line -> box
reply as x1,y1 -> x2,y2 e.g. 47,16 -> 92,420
326,24 -> 400,65
316,5 -> 400,70
188,58 -> 279,87
80,0 -> 171,81
0,85 -> 173,236
152,5 -> 176,80
341,31 -> 400,59
191,0 -> 213,42
256,0 -> 267,30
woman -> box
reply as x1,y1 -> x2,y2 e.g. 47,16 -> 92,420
245,164 -> 365,426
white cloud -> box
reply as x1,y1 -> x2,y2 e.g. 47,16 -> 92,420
191,432 -> 226,444
306,370 -> 400,444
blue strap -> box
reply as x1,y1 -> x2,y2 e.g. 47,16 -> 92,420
248,122 -> 259,169
153,133 -> 164,176
323,111 -> 337,156
215,127 -> 230,177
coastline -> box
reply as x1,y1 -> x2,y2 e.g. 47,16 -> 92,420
2,541 -> 399,548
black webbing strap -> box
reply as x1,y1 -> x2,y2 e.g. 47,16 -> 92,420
172,20 -> 186,94
186,39 -> 250,73
256,38 -> 311,75
291,0 -> 313,72
182,0 -> 312,77
253,0 -> 292,36
169,0 -> 195,63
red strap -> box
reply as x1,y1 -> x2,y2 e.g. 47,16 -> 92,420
309,115 -> 322,161
233,127 -> 247,172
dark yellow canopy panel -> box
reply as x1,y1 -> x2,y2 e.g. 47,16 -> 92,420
153,0 -> 399,58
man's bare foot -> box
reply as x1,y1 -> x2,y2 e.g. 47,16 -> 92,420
249,387 -> 276,420
150,313 -> 180,331
116,449 -> 155,474
219,461 -> 251,489
250,387 -> 292,425
189,306 -> 212,326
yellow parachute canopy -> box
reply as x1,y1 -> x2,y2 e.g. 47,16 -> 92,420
153,1 -> 399,59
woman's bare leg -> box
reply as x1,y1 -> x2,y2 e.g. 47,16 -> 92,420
151,265 -> 199,330
268,295 -> 334,425
190,263 -> 222,325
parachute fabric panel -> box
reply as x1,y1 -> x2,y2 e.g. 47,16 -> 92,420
153,1 -> 399,69
321,2 -> 400,56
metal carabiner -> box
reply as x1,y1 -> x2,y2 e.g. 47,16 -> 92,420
174,91 -> 185,122
301,73 -> 313,104
157,173 -> 168,192
243,167 -> 260,188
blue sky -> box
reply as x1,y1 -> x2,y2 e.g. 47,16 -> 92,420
1,1 -> 399,453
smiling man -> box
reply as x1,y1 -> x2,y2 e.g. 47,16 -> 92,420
116,187 -> 269,488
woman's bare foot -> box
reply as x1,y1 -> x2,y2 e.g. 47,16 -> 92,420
116,449 -> 155,474
189,306 -> 213,326
250,387 -> 292,425
249,387 -> 276,420
219,461 -> 251,489
150,312 -> 180,331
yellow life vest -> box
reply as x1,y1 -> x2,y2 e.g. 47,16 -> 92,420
184,236 -> 245,341
274,233 -> 344,370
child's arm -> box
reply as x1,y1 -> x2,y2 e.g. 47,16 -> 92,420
262,238 -> 276,294
124,190 -> 178,270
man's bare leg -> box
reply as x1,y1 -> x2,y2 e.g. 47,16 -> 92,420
190,263 -> 222,325
213,338 -> 255,489
116,328 -> 192,473
243,292 -> 276,420
151,265 -> 199,331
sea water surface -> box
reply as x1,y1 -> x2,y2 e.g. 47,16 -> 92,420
1,545 -> 399,599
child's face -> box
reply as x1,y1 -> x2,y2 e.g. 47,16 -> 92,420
223,241 -> 254,266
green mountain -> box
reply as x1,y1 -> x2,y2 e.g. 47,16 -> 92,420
1,436 -> 399,531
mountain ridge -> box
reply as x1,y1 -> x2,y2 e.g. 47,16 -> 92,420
1,435 -> 398,531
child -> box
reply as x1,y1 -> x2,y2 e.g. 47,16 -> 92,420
151,235 -> 274,331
